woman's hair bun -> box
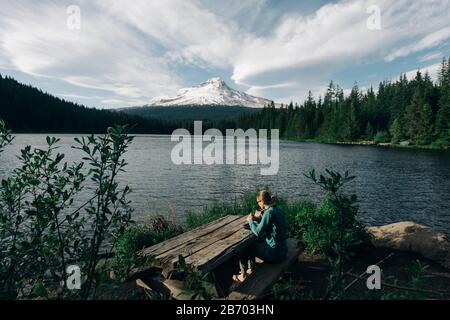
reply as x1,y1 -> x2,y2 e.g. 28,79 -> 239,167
258,190 -> 276,205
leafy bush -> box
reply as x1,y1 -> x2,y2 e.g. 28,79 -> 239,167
111,215 -> 183,280
0,135 -> 86,299
282,200 -> 317,240
374,131 -> 391,144
0,118 -> 13,151
0,119 -> 134,299
295,196 -> 337,254
431,138 -> 449,149
305,169 -> 369,299
296,195 -> 367,256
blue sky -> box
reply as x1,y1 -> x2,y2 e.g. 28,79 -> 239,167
0,0 -> 449,109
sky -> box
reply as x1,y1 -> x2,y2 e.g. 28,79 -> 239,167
0,0 -> 449,109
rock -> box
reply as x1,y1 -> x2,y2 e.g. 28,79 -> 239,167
399,140 -> 410,146
367,221 -> 450,270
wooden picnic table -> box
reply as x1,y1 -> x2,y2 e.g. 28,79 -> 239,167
131,214 -> 304,300
140,215 -> 255,274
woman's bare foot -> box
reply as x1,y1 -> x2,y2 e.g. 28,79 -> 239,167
232,272 -> 247,283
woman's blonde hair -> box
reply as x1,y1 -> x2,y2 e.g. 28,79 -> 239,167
257,190 -> 276,205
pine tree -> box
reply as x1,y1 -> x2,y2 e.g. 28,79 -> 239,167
435,58 -> 450,141
349,83 -> 361,140
418,103 -> 433,145
435,92 -> 450,140
364,122 -> 374,140
389,118 -> 402,144
404,89 -> 424,141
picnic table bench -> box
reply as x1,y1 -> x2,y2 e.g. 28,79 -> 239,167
129,214 -> 305,300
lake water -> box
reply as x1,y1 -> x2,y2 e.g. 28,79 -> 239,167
1,134 -> 450,235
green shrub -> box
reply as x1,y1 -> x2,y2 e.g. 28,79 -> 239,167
305,169 -> 369,299
374,131 -> 391,144
431,138 -> 449,148
298,196 -> 337,254
298,195 -> 367,256
282,200 -> 317,240
111,215 -> 183,280
0,120 -> 134,299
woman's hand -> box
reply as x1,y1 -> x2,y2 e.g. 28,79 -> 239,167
254,210 -> 262,218
246,213 -> 254,223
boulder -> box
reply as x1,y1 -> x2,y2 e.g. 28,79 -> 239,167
399,140 -> 410,146
367,221 -> 450,270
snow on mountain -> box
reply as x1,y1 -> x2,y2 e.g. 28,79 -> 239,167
149,77 -> 273,108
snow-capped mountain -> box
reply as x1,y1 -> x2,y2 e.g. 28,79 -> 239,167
149,77 -> 273,108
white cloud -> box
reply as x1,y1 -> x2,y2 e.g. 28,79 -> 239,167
231,0 -> 450,100
419,51 -> 444,63
199,0 -> 269,33
385,26 -> 450,62
0,0 -> 184,106
97,0 -> 239,69
389,62 -> 442,83
57,93 -> 102,100
232,0 -> 387,85
403,63 -> 442,82
0,0 -> 449,107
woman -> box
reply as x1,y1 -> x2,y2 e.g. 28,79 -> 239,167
233,190 -> 288,282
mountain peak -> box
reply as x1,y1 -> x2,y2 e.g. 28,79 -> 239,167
149,77 -> 273,108
197,77 -> 227,89
205,77 -> 224,84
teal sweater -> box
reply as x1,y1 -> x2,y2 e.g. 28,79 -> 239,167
248,205 -> 287,260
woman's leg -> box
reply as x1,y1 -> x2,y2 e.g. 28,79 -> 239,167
234,245 -> 256,281
239,245 -> 256,273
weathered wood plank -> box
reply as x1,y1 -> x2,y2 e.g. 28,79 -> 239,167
163,280 -> 196,300
130,215 -> 249,280
135,274 -> 171,296
141,215 -> 238,256
140,215 -> 240,257
126,266 -> 162,282
227,239 -> 305,300
155,216 -> 246,260
156,216 -> 247,265
198,233 -> 256,272
135,278 -> 151,290
183,227 -> 256,272
162,279 -> 219,300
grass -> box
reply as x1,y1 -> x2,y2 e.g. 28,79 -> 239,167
110,191 -> 327,281
185,192 -> 257,230
103,190 -> 446,301
110,214 -> 184,280
114,189 -> 367,258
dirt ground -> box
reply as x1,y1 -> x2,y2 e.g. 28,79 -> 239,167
278,244 -> 450,299
95,243 -> 450,300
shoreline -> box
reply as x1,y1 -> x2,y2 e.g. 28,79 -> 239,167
284,137 -> 450,151
8,131 -> 450,151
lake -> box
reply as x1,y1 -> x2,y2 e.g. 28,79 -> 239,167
1,134 -> 450,235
